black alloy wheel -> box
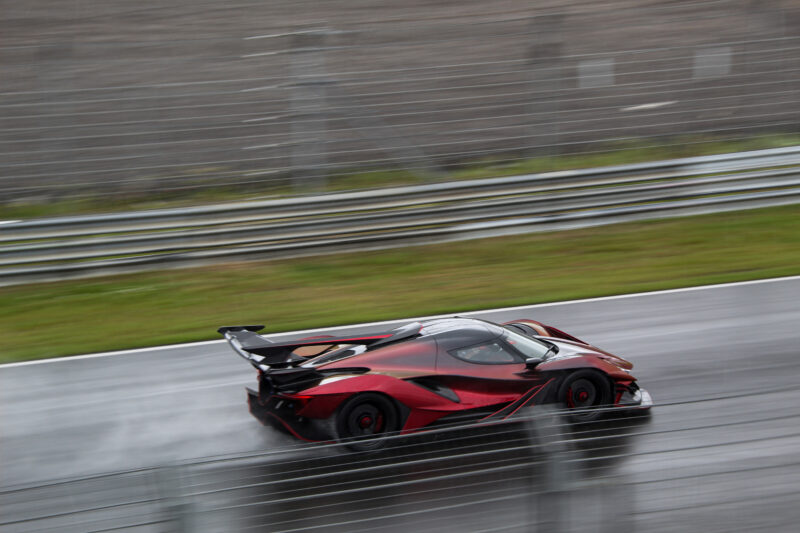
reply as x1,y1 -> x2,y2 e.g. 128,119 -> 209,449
335,393 -> 400,452
558,370 -> 612,422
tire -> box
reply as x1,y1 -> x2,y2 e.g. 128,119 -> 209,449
557,370 -> 612,423
335,393 -> 400,452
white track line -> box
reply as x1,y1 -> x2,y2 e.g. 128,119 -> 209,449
3,274 -> 799,369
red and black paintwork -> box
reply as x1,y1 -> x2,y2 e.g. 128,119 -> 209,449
219,317 -> 652,446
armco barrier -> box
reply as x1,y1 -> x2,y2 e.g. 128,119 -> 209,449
1,147 -> 799,285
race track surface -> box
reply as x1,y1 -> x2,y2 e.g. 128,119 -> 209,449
2,277 -> 800,532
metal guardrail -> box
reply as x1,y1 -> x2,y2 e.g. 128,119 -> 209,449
1,146 -> 800,286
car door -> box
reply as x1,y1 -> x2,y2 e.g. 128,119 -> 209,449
433,336 -> 544,412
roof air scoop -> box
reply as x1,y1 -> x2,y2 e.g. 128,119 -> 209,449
369,322 -> 424,349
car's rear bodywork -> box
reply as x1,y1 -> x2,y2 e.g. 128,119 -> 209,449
219,317 -> 652,445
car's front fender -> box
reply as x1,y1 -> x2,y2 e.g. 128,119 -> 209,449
537,356 -> 634,381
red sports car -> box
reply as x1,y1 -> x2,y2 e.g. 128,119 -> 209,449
219,317 -> 652,450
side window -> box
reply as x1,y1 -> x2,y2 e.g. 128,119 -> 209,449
450,341 -> 520,364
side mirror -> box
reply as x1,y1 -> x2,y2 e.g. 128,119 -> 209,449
525,358 -> 543,370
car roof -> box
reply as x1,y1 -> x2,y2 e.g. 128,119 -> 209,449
310,318 -> 506,370
419,317 -> 503,335
418,318 -> 505,352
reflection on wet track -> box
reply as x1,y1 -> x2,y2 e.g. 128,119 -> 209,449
183,412 -> 650,533
2,278 -> 800,532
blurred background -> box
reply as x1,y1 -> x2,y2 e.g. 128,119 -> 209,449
1,0 -> 798,205
2,1 -> 800,532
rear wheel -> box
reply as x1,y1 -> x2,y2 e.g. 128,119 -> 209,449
558,370 -> 612,422
335,393 -> 400,452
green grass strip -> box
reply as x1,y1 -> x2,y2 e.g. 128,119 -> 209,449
2,204 -> 799,363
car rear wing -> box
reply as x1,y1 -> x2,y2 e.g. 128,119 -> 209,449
218,325 -> 279,369
218,322 -> 424,370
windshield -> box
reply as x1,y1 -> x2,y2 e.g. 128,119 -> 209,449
503,329 -> 553,360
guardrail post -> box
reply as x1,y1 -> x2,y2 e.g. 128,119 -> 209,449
525,407 -> 573,533
525,408 -> 641,533
527,14 -> 565,159
156,465 -> 195,533
289,30 -> 329,192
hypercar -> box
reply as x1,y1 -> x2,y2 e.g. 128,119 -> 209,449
219,317 -> 652,450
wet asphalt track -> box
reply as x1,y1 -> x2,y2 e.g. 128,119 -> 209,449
2,277 -> 800,532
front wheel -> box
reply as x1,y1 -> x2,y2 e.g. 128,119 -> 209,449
558,370 -> 612,422
335,393 -> 400,452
